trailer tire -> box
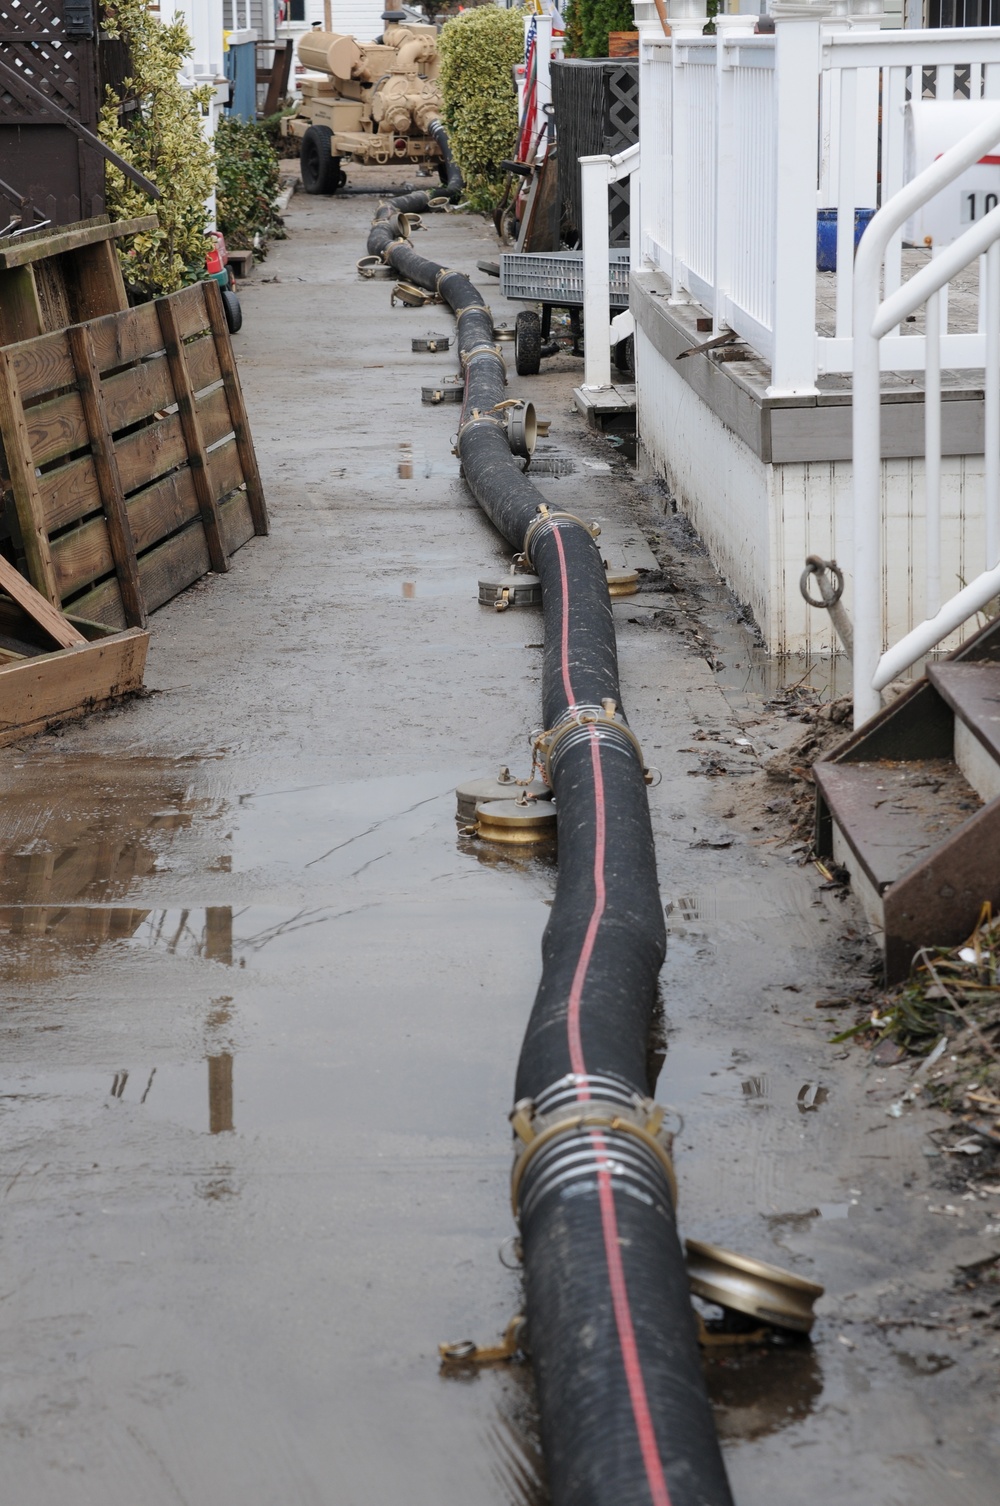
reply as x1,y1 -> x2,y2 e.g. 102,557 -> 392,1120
301,126 -> 342,195
515,309 -> 542,377
221,288 -> 243,334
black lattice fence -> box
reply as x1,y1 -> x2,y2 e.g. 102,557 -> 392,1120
0,0 -> 104,228
551,58 -> 639,247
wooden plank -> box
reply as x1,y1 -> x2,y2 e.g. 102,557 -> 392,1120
67,239 -> 129,321
51,515 -> 115,599
33,258 -> 73,334
28,342 -> 217,469
137,513 -> 212,614
0,266 -> 43,346
0,629 -> 149,748
10,300 -> 165,402
209,436 -> 243,500
156,294 -> 228,574
0,552 -> 86,648
128,467 -> 201,555
203,278 -> 269,536
172,282 -> 213,341
0,347 -> 61,606
38,452 -> 102,535
220,489 -> 255,556
67,324 -> 147,627
65,574 -> 126,630
0,215 -> 158,270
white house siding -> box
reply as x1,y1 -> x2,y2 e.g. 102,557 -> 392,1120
635,325 -> 988,658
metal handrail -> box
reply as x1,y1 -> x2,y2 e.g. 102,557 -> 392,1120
852,108 -> 1000,727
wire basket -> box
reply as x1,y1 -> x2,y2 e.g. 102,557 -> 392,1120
500,249 -> 631,309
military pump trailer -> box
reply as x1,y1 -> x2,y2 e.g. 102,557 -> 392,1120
283,12 -> 449,194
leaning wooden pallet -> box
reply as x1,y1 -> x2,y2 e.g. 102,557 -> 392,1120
0,548 -> 148,747
0,278 -> 268,629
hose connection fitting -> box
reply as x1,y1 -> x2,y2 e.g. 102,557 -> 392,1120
533,702 -> 659,788
460,341 -> 507,377
520,506 -> 601,572
509,1072 -> 680,1222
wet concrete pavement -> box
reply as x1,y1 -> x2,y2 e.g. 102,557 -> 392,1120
0,184 -> 997,1504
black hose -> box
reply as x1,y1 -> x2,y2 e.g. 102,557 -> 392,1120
427,117 -> 463,199
366,202 -> 734,1506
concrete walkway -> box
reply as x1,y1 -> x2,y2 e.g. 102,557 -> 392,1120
0,186 -> 995,1506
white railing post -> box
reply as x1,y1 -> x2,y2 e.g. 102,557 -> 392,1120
769,2 -> 830,396
714,16 -> 758,335
668,3 -> 708,304
535,13 -> 553,118
581,154 -> 613,390
986,239 -> 1000,568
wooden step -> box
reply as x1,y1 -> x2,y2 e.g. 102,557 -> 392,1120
814,757 -> 982,901
814,754 -> 1000,979
927,661 -> 1000,802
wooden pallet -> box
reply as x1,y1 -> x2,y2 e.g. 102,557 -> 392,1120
0,278 -> 268,630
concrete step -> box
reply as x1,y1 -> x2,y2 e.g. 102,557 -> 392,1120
927,661 -> 1000,803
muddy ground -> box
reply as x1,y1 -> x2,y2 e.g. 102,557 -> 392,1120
0,180 -> 997,1505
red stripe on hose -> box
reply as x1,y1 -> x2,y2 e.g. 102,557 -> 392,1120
551,525 -> 576,711
564,733 -> 605,1084
593,1130 -> 673,1506
563,730 -> 673,1506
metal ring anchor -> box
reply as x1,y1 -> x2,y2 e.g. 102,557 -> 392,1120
800,555 -> 845,608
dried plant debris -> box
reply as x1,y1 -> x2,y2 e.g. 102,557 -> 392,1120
831,905 -> 1000,1154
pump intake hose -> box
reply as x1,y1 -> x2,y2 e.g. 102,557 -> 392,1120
366,202 -> 734,1506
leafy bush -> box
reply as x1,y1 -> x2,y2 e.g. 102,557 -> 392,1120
215,115 -> 284,255
564,0 -> 636,57
439,6 -> 524,212
99,0 -> 215,297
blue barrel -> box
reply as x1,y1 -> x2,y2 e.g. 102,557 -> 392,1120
816,208 -> 876,272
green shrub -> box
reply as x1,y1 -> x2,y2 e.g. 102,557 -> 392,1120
215,115 -> 284,255
439,6 -> 525,213
99,0 -> 215,296
564,0 -> 635,58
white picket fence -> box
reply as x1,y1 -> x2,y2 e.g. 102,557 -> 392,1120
619,9 -> 1000,395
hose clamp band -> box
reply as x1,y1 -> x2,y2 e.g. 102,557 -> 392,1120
509,1095 -> 678,1219
460,342 -> 506,372
533,704 -> 653,786
381,236 -> 412,263
455,407 -> 509,446
521,507 -> 601,571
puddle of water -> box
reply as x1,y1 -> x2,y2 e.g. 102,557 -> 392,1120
391,577 -> 480,599
797,1082 -> 830,1114
703,1343 -> 824,1442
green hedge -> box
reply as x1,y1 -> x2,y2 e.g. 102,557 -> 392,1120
439,6 -> 525,213
564,0 -> 635,58
215,115 -> 284,256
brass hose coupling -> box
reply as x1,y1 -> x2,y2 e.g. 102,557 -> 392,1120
509,1089 -> 678,1219
532,702 -> 658,787
520,505 -> 601,572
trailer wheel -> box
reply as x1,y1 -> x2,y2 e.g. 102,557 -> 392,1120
221,288 -> 243,334
514,309 -> 542,377
301,126 -> 342,195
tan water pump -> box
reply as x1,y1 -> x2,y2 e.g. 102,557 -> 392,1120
283,12 -> 448,194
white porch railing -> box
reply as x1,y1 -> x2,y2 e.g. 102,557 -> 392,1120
853,111 -> 1000,727
629,8 -> 1000,394
580,143 -> 641,388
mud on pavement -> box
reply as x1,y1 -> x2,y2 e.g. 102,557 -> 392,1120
0,181 -> 997,1505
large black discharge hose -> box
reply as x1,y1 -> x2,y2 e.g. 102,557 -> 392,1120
367,198 -> 734,1506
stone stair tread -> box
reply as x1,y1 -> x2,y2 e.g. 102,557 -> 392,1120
814,757 -> 983,893
927,661 -> 1000,761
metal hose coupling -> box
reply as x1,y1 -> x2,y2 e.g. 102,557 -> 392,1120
520,505 -> 601,571
533,701 -> 659,787
509,1072 -> 680,1222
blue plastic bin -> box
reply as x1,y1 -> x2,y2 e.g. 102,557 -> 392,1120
816,208 -> 876,272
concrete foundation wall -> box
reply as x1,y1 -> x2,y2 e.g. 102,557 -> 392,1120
633,277 -> 990,658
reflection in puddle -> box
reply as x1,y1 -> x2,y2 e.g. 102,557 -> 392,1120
704,1342 -> 824,1442
741,1076 -> 770,1100
0,755 -> 223,905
